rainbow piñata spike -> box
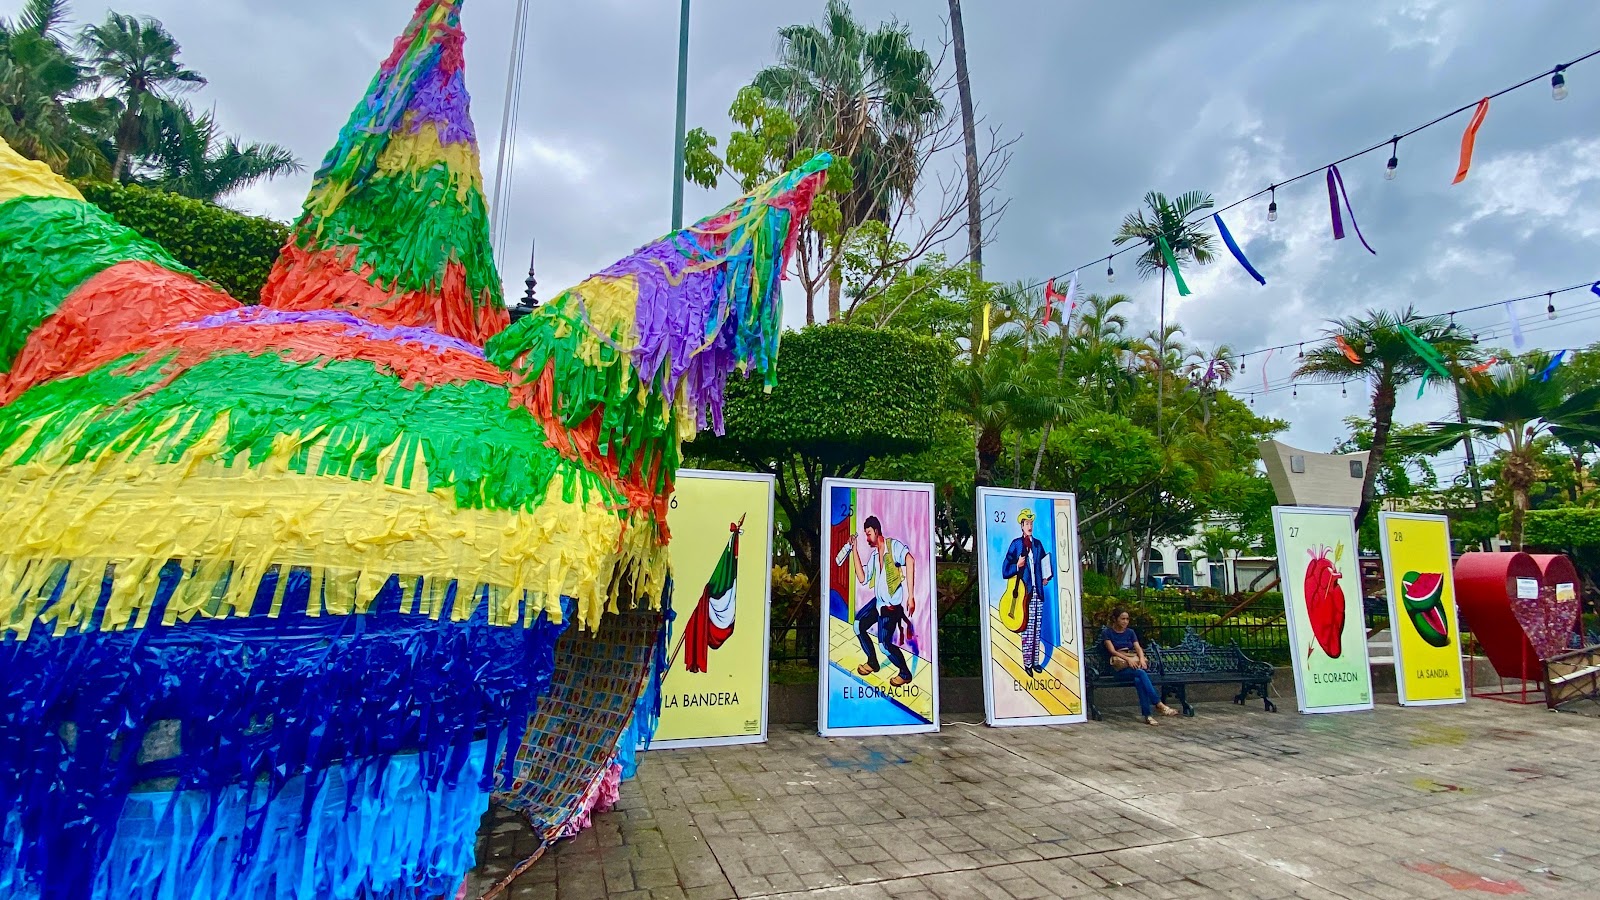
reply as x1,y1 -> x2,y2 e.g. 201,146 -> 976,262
0,1 -> 831,896
259,0 -> 507,345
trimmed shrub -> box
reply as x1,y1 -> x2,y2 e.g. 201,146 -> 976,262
76,180 -> 288,302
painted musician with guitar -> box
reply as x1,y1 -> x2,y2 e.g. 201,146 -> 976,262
1000,508 -> 1054,676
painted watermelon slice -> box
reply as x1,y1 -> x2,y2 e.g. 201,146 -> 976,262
1401,571 -> 1450,648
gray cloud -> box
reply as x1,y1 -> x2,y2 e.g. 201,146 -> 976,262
35,0 -> 1600,466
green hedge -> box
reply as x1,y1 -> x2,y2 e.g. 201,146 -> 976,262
75,180 -> 289,303
693,324 -> 954,464
1522,508 -> 1600,549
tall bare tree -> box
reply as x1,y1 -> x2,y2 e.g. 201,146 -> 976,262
947,0 -> 983,345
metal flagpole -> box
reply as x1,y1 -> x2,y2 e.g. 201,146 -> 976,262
671,0 -> 691,230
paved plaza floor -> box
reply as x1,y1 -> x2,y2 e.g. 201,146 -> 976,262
469,698 -> 1600,899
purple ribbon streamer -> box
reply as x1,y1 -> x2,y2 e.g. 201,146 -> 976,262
1325,165 -> 1376,255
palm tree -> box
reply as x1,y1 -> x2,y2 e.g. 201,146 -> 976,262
753,0 -> 942,321
1296,307 -> 1475,527
1113,190 -> 1218,438
1069,293 -> 1140,413
951,335 -> 1052,487
79,12 -> 204,180
0,0 -> 109,176
1394,354 -> 1600,548
143,103 -> 300,202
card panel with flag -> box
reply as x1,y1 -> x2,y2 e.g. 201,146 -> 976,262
652,471 -> 775,749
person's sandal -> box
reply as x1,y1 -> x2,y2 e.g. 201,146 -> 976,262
1145,716 -> 1159,726
1160,705 -> 1180,717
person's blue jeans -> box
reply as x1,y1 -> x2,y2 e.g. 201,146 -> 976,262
1116,666 -> 1160,718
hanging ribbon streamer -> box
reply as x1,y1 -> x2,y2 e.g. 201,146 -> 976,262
1540,350 -> 1567,382
1212,213 -> 1265,285
1156,235 -> 1192,296
1591,281 -> 1600,299
1504,300 -> 1526,349
1334,335 -> 1363,364
1262,347 -> 1274,392
1471,356 -> 1497,374
1325,165 -> 1376,254
1043,271 -> 1077,327
1398,324 -> 1452,398
1453,98 -> 1490,185
1203,359 -> 1217,384
981,302 -> 991,349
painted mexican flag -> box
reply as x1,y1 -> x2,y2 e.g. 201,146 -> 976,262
681,524 -> 740,674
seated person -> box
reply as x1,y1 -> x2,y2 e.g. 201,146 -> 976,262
1101,608 -> 1179,725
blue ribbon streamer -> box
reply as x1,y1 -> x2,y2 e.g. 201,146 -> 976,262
1540,350 -> 1567,382
1212,213 -> 1265,285
1591,281 -> 1599,299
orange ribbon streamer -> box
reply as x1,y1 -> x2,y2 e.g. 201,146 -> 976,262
1453,98 -> 1490,185
1334,335 -> 1362,364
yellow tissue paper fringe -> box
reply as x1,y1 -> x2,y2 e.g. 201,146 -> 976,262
0,416 -> 668,640
0,137 -> 84,204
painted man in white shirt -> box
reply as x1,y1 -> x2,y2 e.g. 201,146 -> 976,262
846,515 -> 917,686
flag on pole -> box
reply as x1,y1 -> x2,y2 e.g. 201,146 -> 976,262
680,522 -> 741,674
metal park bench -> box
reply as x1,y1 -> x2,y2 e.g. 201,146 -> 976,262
1085,627 -> 1277,720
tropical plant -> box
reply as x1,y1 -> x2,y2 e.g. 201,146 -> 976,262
949,334 -> 1045,487
78,11 -> 204,180
0,0 -> 109,176
1296,307 -> 1476,528
141,103 -> 300,202
1394,353 -> 1600,549
1112,190 -> 1217,436
752,0 -> 942,320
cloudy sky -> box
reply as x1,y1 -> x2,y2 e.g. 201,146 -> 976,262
31,0 -> 1600,465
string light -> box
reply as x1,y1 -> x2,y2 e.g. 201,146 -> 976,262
1547,292 -> 1557,319
1385,137 -> 1399,181
1297,343 -> 1304,359
1341,384 -> 1347,397
1106,255 -> 1115,283
1022,47 -> 1600,300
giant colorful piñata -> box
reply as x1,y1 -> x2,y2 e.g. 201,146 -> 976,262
0,0 -> 830,897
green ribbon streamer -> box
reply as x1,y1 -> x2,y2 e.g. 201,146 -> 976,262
1157,235 -> 1191,296
1398,324 -> 1451,398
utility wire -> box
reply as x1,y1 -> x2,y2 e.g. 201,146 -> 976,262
1015,45 -> 1600,352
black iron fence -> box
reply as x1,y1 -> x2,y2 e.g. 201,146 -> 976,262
770,593 -> 1391,676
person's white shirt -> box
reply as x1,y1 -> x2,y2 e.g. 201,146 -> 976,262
862,538 -> 912,610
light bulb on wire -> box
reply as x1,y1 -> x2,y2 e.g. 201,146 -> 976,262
1553,65 -> 1569,101
1106,255 -> 1115,283
1267,185 -> 1277,223
1547,292 -> 1557,320
1385,137 -> 1399,181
